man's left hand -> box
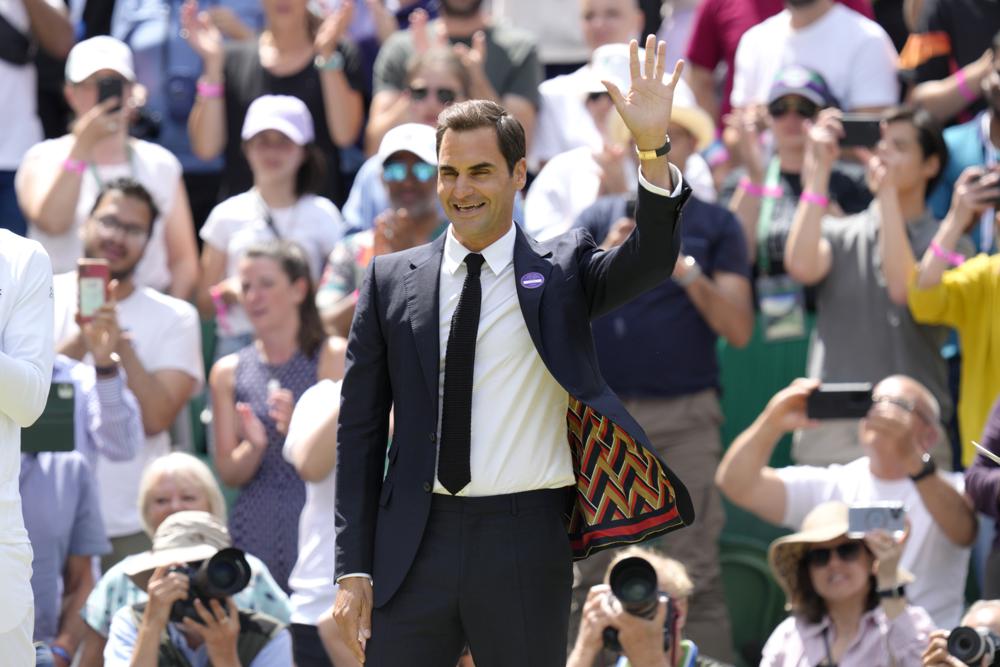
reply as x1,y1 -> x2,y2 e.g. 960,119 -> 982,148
182,598 -> 241,667
601,35 -> 683,152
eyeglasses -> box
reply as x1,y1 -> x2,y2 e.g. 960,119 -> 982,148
408,86 -> 457,105
383,161 -> 437,183
805,541 -> 865,568
94,215 -> 148,240
871,394 -> 935,425
768,97 -> 820,119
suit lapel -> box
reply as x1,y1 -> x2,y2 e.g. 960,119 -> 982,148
513,226 -> 553,357
403,235 -> 447,401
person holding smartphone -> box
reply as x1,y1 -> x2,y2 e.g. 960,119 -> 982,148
15,36 -> 199,300
716,375 -> 976,628
905,165 -> 1000,467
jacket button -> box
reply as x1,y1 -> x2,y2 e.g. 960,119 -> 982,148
423,482 -> 432,492
429,433 -> 437,443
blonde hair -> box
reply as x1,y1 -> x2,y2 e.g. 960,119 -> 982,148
137,452 -> 227,536
606,546 -> 694,600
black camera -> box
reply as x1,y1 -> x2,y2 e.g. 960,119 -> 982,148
602,557 -> 677,653
948,626 -> 1000,666
168,547 -> 252,623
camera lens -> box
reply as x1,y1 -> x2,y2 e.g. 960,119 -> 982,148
948,626 -> 990,663
608,557 -> 659,619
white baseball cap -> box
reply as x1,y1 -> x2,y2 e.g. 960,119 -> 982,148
241,95 -> 315,145
377,123 -> 438,166
65,36 -> 136,83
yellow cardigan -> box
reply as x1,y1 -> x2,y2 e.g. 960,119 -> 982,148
908,254 -> 1000,466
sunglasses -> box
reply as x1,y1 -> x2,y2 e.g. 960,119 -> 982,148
383,161 -> 437,183
408,86 -> 457,105
805,541 -> 866,568
768,97 -> 820,119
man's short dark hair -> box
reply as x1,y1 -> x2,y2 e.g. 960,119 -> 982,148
883,106 -> 949,193
435,99 -> 525,174
89,177 -> 159,236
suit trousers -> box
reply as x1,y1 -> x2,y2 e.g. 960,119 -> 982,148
366,488 -> 574,667
569,390 -> 734,664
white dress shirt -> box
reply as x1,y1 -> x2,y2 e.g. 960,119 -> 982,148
435,166 -> 684,496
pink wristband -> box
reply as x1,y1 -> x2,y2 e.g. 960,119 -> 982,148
800,190 -> 830,208
62,157 -> 86,174
197,81 -> 223,98
740,177 -> 782,198
209,286 -> 233,335
955,69 -> 978,104
930,240 -> 965,267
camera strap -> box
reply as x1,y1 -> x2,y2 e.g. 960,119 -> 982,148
819,627 -> 838,667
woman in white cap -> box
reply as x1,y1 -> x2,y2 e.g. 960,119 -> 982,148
181,0 -> 365,205
761,501 -> 934,666
15,36 -> 199,299
196,94 -> 344,359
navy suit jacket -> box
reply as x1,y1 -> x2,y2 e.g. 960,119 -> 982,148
335,179 -> 696,607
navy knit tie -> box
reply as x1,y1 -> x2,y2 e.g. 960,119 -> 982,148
437,253 -> 485,494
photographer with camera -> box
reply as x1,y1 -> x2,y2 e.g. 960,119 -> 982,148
104,510 -> 292,666
762,501 -> 934,666
716,375 -> 976,627
923,599 -> 1000,667
568,547 -> 729,667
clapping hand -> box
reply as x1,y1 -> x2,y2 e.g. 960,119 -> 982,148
315,0 -> 354,60
600,35 -> 684,153
181,0 -> 223,71
236,402 -> 268,450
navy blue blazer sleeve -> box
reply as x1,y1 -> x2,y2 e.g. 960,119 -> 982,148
334,258 -> 393,579
579,176 -> 692,319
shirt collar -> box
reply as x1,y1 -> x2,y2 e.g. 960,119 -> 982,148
442,223 -> 516,277
797,608 -> 882,640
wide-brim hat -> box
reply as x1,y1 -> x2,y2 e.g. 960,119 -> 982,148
123,510 -> 232,591
768,501 -> 913,605
581,43 -> 715,152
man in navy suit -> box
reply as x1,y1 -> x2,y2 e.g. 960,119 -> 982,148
332,35 -> 695,667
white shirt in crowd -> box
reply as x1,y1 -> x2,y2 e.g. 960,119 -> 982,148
0,0 -> 63,170
524,147 -> 715,241
730,4 -> 898,110
435,166 -> 684,496
0,230 -> 53,644
17,135 -> 182,290
200,190 -> 344,338
282,378 -> 342,625
52,272 -> 204,537
528,66 -> 603,171
777,456 -> 969,628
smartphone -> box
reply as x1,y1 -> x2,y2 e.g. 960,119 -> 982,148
97,76 -> 123,112
624,197 -> 637,220
806,382 -> 874,420
839,114 -> 882,148
847,502 -> 906,538
21,383 -> 76,453
78,259 -> 110,324
970,166 -> 1000,207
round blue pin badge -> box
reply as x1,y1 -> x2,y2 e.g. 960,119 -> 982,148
520,272 -> 545,289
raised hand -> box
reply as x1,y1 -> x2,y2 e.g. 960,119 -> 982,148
81,298 -> 122,367
315,0 -> 354,59
267,388 -> 295,435
601,35 -> 684,151
182,598 -> 241,665
763,378 -> 822,433
802,108 -> 842,187
181,0 -> 224,70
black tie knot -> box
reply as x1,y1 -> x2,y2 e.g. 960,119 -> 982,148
464,253 -> 485,278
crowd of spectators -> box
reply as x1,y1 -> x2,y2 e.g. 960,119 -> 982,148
2,0 -> 1000,664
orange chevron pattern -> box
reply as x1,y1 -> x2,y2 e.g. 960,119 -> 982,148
565,397 -> 684,558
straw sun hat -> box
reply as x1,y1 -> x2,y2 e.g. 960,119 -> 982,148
123,510 -> 234,591
768,501 -> 913,606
